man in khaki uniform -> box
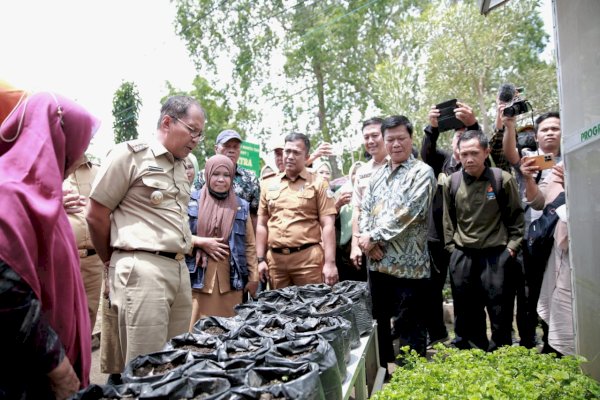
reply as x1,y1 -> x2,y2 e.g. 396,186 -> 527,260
87,96 -> 204,372
63,156 -> 102,330
256,133 -> 338,289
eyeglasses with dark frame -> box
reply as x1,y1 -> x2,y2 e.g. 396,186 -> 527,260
172,116 -> 204,139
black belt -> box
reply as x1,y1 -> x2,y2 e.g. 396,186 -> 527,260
119,249 -> 184,261
270,243 -> 319,255
79,248 -> 97,257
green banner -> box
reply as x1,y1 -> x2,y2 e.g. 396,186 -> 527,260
238,141 -> 261,177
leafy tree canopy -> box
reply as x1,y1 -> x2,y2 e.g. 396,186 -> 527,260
112,81 -> 142,144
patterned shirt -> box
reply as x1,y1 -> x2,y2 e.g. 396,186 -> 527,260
359,155 -> 436,279
196,165 -> 260,214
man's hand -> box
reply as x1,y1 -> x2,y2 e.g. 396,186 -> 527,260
358,233 -> 375,253
507,248 -> 516,258
48,357 -> 80,400
428,106 -> 440,128
454,102 -> 477,127
245,281 -> 259,298
258,260 -> 269,283
196,237 -> 229,261
62,188 -> 86,214
311,142 -> 333,159
367,244 -> 384,261
350,244 -> 363,269
335,192 -> 352,212
552,163 -> 565,187
519,156 -> 541,181
322,261 -> 339,286
501,110 -> 516,132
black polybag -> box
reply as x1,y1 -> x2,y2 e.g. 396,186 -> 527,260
295,284 -> 332,303
285,316 -> 351,378
163,332 -> 221,360
308,294 -> 360,349
120,349 -> 194,386
257,286 -> 298,304
184,358 -> 256,387
265,335 -> 342,400
234,361 -> 325,400
234,301 -> 279,320
192,316 -> 244,339
141,376 -> 230,399
69,383 -> 147,399
332,280 -> 373,336
235,314 -> 293,343
217,337 -> 274,362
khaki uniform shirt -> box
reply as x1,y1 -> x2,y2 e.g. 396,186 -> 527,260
352,157 -> 388,208
258,168 -> 336,248
63,158 -> 98,250
90,139 -> 192,254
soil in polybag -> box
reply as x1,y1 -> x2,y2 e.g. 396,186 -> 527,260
163,332 -> 221,360
217,337 -> 274,363
236,361 -> 325,400
192,316 -> 243,339
120,350 -> 193,386
265,335 -> 342,400
308,293 -> 360,349
235,314 -> 293,343
140,376 -> 230,400
284,316 -> 350,378
69,383 -> 147,399
332,280 -> 373,336
184,358 -> 256,387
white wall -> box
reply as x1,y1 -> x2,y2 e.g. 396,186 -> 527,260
554,0 -> 600,380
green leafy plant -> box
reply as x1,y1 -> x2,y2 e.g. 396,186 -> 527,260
373,346 -> 600,400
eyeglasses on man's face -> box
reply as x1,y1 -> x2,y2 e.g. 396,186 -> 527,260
172,116 -> 204,139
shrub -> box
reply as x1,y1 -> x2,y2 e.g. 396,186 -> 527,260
373,346 -> 600,400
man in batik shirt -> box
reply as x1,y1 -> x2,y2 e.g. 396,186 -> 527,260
358,115 -> 436,368
195,129 -> 260,230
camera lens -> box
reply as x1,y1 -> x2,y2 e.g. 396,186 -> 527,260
503,106 -> 515,117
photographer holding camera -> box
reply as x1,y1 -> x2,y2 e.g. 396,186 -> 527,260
500,82 -> 562,348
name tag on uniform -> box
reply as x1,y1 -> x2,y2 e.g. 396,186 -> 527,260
268,184 -> 280,191
148,166 -> 164,172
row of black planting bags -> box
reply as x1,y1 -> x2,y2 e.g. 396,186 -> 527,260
71,281 -> 374,400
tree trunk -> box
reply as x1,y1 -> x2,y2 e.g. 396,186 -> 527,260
312,60 -> 342,179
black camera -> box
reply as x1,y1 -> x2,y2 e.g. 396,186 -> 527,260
503,98 -> 532,117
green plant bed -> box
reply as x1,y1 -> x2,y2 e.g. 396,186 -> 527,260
373,346 -> 600,400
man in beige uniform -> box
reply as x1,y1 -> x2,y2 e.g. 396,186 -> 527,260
87,96 -> 204,371
63,156 -> 102,329
256,132 -> 338,289
350,117 -> 387,271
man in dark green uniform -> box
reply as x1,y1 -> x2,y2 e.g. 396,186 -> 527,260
442,130 -> 524,351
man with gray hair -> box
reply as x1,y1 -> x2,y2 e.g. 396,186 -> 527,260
87,95 -> 204,371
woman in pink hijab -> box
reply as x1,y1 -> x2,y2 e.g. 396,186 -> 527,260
0,89 -> 99,399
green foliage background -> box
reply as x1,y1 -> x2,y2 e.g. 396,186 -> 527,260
112,81 -> 142,144
172,0 -> 557,175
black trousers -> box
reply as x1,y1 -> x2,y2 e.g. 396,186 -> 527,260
450,246 -> 515,351
425,241 -> 450,341
369,270 -> 427,367
514,245 -> 545,347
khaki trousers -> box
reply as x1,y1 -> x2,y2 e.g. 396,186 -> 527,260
103,250 -> 192,371
267,244 -> 324,289
80,253 -> 103,330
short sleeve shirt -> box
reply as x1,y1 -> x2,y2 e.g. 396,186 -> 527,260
258,168 -> 336,248
90,139 -> 192,254
63,158 -> 98,250
352,158 -> 388,209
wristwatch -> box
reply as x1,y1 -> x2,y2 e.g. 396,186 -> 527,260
257,256 -> 266,263
495,126 -> 505,134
